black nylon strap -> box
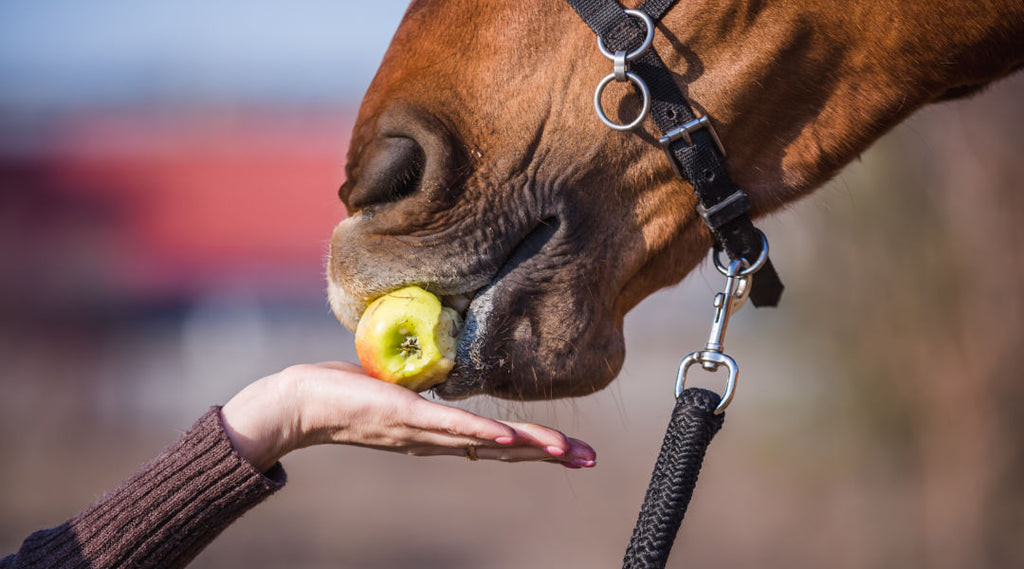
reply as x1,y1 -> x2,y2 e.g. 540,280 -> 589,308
565,0 -> 679,29
566,0 -> 783,307
638,0 -> 679,20
565,0 -> 642,40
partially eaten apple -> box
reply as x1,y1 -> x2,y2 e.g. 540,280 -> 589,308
354,286 -> 462,392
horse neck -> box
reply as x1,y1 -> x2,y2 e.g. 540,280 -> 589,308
658,0 -> 1024,98
648,0 -> 1024,209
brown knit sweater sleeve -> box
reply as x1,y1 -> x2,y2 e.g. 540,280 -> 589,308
1,407 -> 286,569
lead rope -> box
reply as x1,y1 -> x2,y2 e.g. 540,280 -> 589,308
622,251 -> 762,568
622,388 -> 724,569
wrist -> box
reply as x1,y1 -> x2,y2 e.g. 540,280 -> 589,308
219,409 -> 279,473
221,373 -> 301,472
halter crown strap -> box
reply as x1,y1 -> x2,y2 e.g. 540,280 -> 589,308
566,0 -> 784,307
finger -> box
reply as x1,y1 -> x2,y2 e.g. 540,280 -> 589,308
565,437 -> 597,462
376,427 -> 579,463
474,445 -> 593,464
402,444 -> 596,467
410,413 -> 596,463
390,429 -> 507,452
499,422 -> 573,456
408,400 -> 517,444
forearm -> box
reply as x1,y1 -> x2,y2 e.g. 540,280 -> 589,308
1,408 -> 285,569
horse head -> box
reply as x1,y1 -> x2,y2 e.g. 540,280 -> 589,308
328,0 -> 1023,400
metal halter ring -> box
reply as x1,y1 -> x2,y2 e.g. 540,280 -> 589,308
596,9 -> 655,61
713,229 -> 770,277
594,72 -> 651,131
592,9 -> 655,131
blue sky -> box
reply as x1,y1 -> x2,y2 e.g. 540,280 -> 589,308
0,0 -> 410,109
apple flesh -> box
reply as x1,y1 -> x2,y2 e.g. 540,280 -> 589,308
354,286 -> 461,392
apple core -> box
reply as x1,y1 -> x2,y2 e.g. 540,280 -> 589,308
354,286 -> 461,392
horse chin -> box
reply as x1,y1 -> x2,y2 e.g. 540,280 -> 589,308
430,271 -> 625,401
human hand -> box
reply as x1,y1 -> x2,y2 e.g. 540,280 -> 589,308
220,362 -> 597,473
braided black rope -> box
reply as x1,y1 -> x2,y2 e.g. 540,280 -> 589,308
622,388 -> 726,569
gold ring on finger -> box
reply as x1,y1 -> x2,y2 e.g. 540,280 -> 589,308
465,446 -> 479,461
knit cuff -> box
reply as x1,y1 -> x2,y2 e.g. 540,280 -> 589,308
9,407 -> 286,569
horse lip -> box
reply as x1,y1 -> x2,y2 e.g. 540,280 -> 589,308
434,218 -> 561,398
440,215 -> 559,328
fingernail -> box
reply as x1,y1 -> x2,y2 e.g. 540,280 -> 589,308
572,458 -> 596,468
570,450 -> 596,462
545,446 -> 566,457
495,436 -> 514,445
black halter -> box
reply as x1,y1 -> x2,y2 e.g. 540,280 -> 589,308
565,3 -> 784,567
566,0 -> 784,307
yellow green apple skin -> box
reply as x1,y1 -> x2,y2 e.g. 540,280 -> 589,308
354,286 -> 461,392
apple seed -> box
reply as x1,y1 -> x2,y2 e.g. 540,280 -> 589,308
399,335 -> 420,357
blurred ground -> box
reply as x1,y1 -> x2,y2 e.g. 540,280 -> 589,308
1,3 -> 1023,568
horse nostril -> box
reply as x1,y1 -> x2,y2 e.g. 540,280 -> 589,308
343,136 -> 426,211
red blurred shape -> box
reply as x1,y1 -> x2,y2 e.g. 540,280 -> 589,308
36,107 -> 352,300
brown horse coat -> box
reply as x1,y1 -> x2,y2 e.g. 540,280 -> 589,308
328,0 -> 1023,399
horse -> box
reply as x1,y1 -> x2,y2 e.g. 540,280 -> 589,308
326,0 -> 1023,401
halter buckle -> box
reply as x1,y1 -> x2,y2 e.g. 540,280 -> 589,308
658,115 -> 727,178
658,115 -> 726,156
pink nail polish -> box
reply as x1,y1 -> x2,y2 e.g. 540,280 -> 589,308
495,436 -> 514,445
545,446 -> 566,457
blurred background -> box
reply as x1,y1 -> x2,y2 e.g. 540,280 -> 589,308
1,1 -> 1021,567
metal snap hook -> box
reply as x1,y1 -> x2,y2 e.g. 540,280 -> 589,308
676,351 -> 738,415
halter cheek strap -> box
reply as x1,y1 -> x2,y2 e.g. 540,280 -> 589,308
566,0 -> 784,307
